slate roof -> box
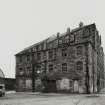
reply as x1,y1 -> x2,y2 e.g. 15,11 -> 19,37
15,23 -> 96,56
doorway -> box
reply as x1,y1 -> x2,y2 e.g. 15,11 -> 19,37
46,80 -> 57,92
74,80 -> 79,93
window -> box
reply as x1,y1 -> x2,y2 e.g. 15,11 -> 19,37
83,28 -> 90,37
49,64 -> 53,72
25,79 -> 32,89
19,68 -> 24,75
37,52 -> 41,60
37,65 -> 41,73
70,34 -> 74,42
59,38 -> 62,45
26,55 -> 30,61
54,49 -> 57,59
62,48 -> 67,57
48,50 -> 53,59
19,56 -> 22,63
26,67 -> 31,75
62,63 -> 67,72
62,37 -> 65,44
19,68 -> 22,71
41,43 -> 44,50
43,51 -> 46,57
77,46 -> 83,56
27,67 -> 30,70
69,80 -> 73,87
32,54 -> 34,61
76,61 -> 83,71
65,35 -> 69,43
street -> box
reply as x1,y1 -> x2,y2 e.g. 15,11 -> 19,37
0,92 -> 105,105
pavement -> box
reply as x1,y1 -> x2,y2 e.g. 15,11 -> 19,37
0,92 -> 104,105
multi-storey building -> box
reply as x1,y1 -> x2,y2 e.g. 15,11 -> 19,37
15,23 -> 105,93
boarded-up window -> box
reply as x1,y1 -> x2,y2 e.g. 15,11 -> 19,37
19,79 -> 25,88
26,79 -> 32,89
69,80 -> 73,87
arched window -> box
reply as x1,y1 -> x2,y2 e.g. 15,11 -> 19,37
76,61 -> 83,71
77,46 -> 83,56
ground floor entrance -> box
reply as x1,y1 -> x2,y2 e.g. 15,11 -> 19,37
42,79 -> 82,93
43,80 -> 57,93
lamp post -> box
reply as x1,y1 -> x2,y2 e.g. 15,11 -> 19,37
32,63 -> 41,92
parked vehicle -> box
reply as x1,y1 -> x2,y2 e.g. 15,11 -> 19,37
0,84 -> 5,97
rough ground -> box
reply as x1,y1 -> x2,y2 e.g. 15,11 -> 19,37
0,92 -> 105,105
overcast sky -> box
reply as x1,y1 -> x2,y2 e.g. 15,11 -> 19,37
0,0 -> 105,78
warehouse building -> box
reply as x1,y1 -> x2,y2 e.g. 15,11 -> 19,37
15,23 -> 105,93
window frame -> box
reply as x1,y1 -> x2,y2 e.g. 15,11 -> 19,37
49,64 -> 53,72
76,61 -> 83,71
62,48 -> 67,57
76,46 -> 83,56
62,63 -> 67,72
37,52 -> 41,60
48,50 -> 53,59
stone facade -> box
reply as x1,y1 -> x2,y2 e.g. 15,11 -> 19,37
15,23 -> 105,93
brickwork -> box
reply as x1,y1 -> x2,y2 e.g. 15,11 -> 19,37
15,23 -> 105,93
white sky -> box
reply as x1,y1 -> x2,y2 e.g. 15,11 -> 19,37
0,0 -> 105,78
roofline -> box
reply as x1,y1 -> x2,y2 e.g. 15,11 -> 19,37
0,68 -> 5,78
15,23 -> 96,55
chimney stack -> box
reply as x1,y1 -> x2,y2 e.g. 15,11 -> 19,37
67,27 -> 70,34
79,21 -> 84,28
57,32 -> 60,38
